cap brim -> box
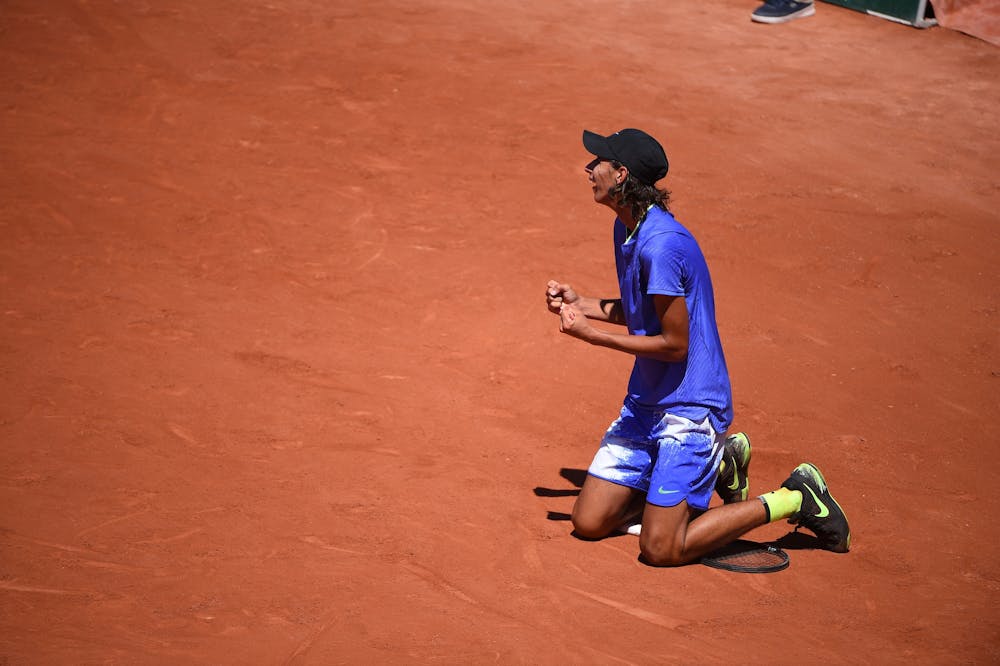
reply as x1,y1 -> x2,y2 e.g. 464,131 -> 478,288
582,130 -> 615,161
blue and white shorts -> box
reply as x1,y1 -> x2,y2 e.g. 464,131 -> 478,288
587,400 -> 725,510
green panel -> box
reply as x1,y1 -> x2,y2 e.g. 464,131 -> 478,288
819,0 -> 929,24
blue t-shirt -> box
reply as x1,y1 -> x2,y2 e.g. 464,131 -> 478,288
613,206 -> 733,433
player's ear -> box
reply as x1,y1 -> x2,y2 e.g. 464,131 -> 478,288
615,165 -> 628,184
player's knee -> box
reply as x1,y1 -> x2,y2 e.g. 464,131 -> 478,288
639,540 -> 686,567
570,510 -> 613,540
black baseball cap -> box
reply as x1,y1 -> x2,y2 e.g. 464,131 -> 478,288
582,128 -> 669,186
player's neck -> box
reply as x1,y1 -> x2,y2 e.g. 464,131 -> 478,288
617,206 -> 637,231
599,197 -> 637,230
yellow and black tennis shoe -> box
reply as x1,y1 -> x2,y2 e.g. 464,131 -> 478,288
781,463 -> 851,553
715,432 -> 751,504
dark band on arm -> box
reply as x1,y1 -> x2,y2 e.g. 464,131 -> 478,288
599,299 -> 623,322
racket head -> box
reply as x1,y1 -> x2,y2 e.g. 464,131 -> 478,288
701,540 -> 790,573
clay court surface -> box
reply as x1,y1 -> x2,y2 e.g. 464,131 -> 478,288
2,0 -> 999,662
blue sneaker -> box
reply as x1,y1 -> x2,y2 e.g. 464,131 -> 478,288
751,0 -> 816,24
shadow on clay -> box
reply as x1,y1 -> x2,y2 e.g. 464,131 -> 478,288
534,468 -> 585,523
533,467 -> 586,499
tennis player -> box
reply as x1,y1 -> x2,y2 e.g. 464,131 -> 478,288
545,128 -> 850,564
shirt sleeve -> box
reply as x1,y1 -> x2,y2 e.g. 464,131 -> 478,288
642,232 -> 687,297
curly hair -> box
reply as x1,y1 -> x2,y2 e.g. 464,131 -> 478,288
608,160 -> 671,222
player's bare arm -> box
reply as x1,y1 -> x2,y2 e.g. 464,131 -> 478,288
545,280 -> 626,324
559,293 -> 688,363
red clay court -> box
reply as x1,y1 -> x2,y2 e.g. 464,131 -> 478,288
2,0 -> 998,663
